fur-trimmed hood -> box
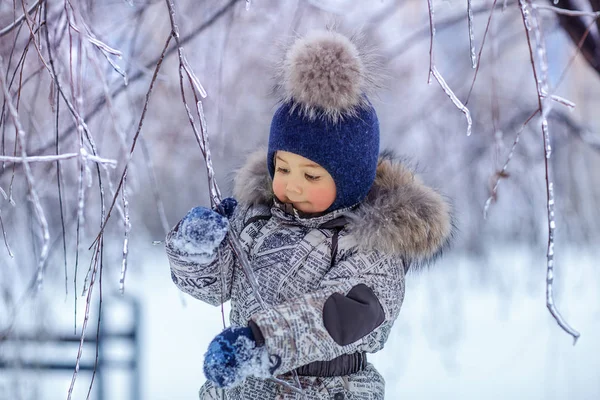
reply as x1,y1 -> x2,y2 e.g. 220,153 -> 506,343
234,150 -> 453,266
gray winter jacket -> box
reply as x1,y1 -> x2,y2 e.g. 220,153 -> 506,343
165,151 -> 452,400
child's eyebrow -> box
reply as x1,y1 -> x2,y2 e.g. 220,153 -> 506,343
300,162 -> 320,168
276,155 -> 320,168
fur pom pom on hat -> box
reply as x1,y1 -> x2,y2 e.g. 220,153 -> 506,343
268,30 -> 381,212
277,30 -> 380,122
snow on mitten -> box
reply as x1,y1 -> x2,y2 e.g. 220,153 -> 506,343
203,327 -> 271,388
168,206 -> 229,263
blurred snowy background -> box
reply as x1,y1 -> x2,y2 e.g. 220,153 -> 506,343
1,0 -> 600,399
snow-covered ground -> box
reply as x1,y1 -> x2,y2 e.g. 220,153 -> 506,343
3,245 -> 599,399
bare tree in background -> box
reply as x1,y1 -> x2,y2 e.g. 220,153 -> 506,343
1,0 -> 600,397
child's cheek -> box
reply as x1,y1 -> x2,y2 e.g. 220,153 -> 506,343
272,178 -> 287,202
307,186 -> 336,211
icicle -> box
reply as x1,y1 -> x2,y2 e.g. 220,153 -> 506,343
105,54 -> 128,86
0,209 -> 14,258
431,66 -> 473,136
182,54 -> 208,98
197,101 -> 221,205
467,0 -> 477,68
426,0 -> 436,84
119,172 -> 131,294
246,0 -> 251,10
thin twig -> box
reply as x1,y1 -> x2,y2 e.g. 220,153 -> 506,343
483,108 -> 540,218
0,0 -> 43,37
426,0 -> 435,84
0,209 -> 14,258
85,242 -> 104,400
431,66 -> 473,136
426,0 -> 473,136
91,34 -> 172,247
466,0 -> 499,105
0,56 -> 50,289
0,152 -> 116,164
119,171 -> 131,294
54,84 -> 69,298
532,3 -> 600,18
66,243 -> 102,400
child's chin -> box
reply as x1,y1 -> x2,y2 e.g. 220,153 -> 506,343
292,202 -> 310,212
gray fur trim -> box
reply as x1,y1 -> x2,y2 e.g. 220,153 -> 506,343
273,30 -> 383,122
234,150 -> 453,263
232,150 -> 274,206
347,156 -> 453,265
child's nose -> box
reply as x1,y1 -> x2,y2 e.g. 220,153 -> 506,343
286,180 -> 302,194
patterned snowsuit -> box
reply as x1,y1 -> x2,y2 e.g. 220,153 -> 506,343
166,151 -> 452,399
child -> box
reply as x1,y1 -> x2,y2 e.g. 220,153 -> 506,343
165,31 -> 452,400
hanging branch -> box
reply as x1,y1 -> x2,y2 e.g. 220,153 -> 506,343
0,0 -> 43,37
426,0 -> 473,136
0,0 -> 242,179
518,0 -> 580,343
163,0 -> 304,394
90,34 -> 172,247
466,0 -> 499,104
0,56 -> 50,289
467,0 -> 477,68
0,152 -> 116,164
119,171 -> 131,294
483,109 -> 539,218
484,9 -> 600,216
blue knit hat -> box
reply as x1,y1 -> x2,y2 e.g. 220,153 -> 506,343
267,31 -> 380,212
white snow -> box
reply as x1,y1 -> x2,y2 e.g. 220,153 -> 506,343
2,245 -> 598,399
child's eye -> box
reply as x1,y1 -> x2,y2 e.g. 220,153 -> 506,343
276,167 -> 289,174
305,174 -> 321,181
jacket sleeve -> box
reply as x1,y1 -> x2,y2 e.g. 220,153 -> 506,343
248,250 -> 405,375
164,208 -> 245,306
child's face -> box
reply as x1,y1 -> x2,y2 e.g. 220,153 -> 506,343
272,151 -> 336,213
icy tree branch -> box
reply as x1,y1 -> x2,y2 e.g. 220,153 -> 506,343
0,0 -> 43,37
0,0 -> 242,179
0,55 -> 50,289
533,3 -> 600,18
519,0 -> 580,343
426,0 -> 473,136
0,152 -> 117,165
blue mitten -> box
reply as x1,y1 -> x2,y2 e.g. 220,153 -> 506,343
169,198 -> 236,262
203,327 -> 270,388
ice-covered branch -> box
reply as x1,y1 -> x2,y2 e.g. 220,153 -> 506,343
519,0 -> 580,343
91,35 -> 172,247
532,3 -> 600,18
0,56 -> 50,289
426,0 -> 473,136
484,109 -> 539,218
0,0 -> 242,179
467,0 -> 477,68
0,152 -> 117,165
0,0 -> 43,37
430,67 -> 473,136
